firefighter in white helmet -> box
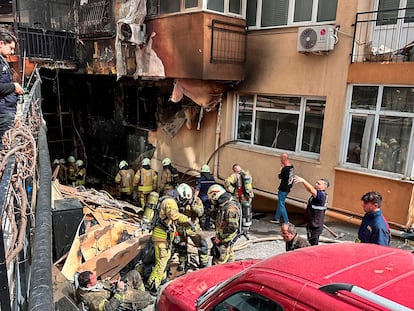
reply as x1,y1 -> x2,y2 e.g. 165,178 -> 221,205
115,160 -> 135,202
133,158 -> 158,208
158,157 -> 180,195
207,184 -> 241,265
147,193 -> 192,296
75,160 -> 86,186
174,183 -> 209,272
67,155 -> 78,186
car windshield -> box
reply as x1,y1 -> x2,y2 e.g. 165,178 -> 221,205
196,270 -> 244,307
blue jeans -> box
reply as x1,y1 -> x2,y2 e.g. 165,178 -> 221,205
274,191 -> 289,223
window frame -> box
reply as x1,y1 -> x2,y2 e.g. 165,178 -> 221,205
203,0 -> 246,18
234,93 -> 325,158
247,0 -> 337,29
341,84 -> 414,178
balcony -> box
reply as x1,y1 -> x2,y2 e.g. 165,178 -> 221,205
352,7 -> 414,63
145,11 -> 246,81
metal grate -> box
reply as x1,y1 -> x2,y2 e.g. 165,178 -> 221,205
352,7 -> 414,63
79,0 -> 113,37
210,19 -> 246,64
17,27 -> 76,61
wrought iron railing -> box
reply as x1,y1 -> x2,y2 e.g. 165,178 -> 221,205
210,19 -> 246,64
78,0 -> 114,38
17,26 -> 77,61
352,7 -> 414,63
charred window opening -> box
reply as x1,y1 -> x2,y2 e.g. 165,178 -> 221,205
124,85 -> 158,131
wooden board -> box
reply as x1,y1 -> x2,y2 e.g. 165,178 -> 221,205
78,234 -> 151,279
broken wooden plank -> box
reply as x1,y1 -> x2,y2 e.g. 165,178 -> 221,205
77,234 -> 151,280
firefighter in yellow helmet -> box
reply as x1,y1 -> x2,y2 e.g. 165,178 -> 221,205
208,184 -> 241,265
174,183 -> 209,272
115,160 -> 135,202
158,157 -> 180,195
67,155 -> 78,186
75,160 -> 86,186
133,158 -> 158,208
147,193 -> 192,296
224,163 -> 254,204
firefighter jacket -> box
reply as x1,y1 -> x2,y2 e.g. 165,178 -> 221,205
224,170 -> 254,200
68,162 -> 78,183
159,165 -> 179,192
215,193 -> 240,245
177,196 -> 204,235
75,167 -> 86,186
76,280 -> 124,311
115,168 -> 135,195
133,166 -> 157,194
152,197 -> 190,243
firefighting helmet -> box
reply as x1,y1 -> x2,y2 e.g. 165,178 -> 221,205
162,157 -> 171,166
59,158 -> 66,164
76,160 -> 84,167
119,160 -> 128,169
207,184 -> 226,202
68,155 -> 75,163
142,158 -> 151,166
53,159 -> 60,165
177,183 -> 193,206
201,164 -> 210,173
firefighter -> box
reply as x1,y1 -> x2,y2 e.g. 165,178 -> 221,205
75,160 -> 86,186
133,157 -> 158,208
194,164 -> 216,229
67,155 -> 78,186
224,163 -> 254,204
115,160 -> 135,202
158,157 -> 179,195
174,183 -> 209,271
146,194 -> 192,296
207,184 -> 241,265
58,158 -> 68,184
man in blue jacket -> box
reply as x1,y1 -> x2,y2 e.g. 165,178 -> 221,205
357,191 -> 390,246
0,27 -> 25,147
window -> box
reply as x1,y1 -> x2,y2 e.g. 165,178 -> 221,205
236,94 -> 325,155
206,0 -> 244,16
213,291 -> 283,311
344,85 -> 414,176
247,0 -> 337,28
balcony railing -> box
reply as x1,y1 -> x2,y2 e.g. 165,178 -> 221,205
17,27 -> 77,61
352,7 -> 414,63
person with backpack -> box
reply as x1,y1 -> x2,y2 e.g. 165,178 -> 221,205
146,192 -> 193,296
174,183 -> 209,271
133,157 -> 158,208
207,184 -> 241,265
194,164 -> 216,229
158,157 -> 180,195
224,163 -> 254,204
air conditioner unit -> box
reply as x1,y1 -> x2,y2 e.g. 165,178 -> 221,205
297,25 -> 336,53
119,23 -> 146,45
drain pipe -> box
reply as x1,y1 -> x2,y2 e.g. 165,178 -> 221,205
253,188 -> 413,241
28,126 -> 53,311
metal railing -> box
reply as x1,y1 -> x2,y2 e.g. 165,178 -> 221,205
0,73 -> 53,311
210,19 -> 246,64
17,26 -> 77,61
352,7 -> 414,63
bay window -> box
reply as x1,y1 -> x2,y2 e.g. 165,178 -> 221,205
236,94 -> 325,155
344,85 -> 414,176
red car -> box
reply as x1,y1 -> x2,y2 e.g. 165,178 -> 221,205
155,243 -> 414,311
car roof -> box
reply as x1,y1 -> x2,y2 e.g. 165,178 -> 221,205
250,242 -> 414,308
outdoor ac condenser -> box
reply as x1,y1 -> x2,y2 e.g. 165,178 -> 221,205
119,23 -> 146,45
297,25 -> 336,53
